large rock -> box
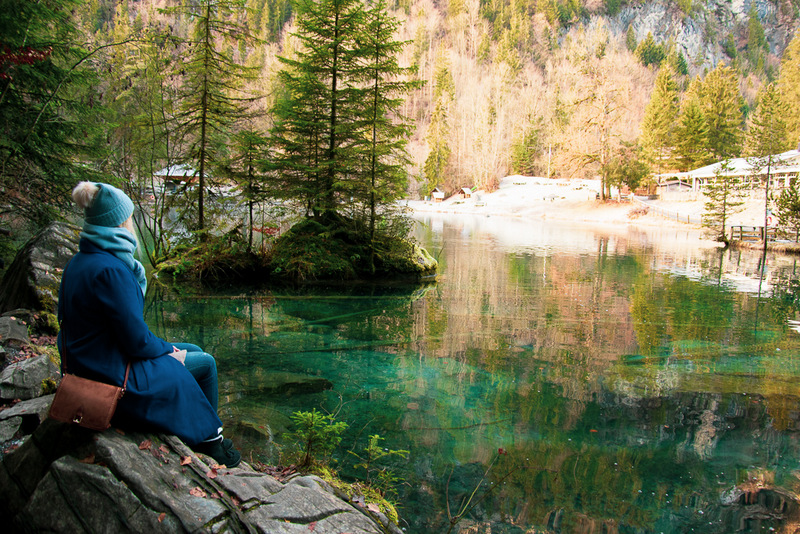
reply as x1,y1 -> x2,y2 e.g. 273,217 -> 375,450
0,419 -> 400,534
0,395 -> 54,441
0,221 -> 80,315
0,314 -> 31,347
0,354 -> 60,401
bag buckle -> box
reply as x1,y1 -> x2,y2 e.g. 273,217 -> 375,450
73,414 -> 83,424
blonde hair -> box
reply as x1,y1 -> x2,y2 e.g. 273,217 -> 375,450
73,181 -> 135,235
72,181 -> 100,210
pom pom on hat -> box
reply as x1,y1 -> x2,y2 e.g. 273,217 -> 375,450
73,181 -> 134,227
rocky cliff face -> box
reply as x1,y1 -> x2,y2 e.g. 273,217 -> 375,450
601,0 -> 797,74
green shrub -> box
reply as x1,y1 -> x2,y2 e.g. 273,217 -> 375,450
289,409 -> 348,468
350,434 -> 409,499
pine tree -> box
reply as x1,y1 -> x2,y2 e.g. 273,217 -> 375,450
776,180 -> 800,242
698,64 -> 744,160
747,83 -> 791,158
625,25 -> 637,52
702,161 -> 745,242
640,63 -> 679,172
746,82 -> 792,239
746,7 -> 767,71
635,32 -> 665,68
268,0 -> 367,217
670,51 -> 688,76
777,31 -> 800,148
227,129 -> 270,251
674,97 -> 710,172
602,141 -> 649,194
423,54 -> 454,195
167,0 -> 258,232
358,0 -> 419,270
0,0 -> 106,227
423,99 -> 451,195
510,126 -> 542,176
268,72 -> 329,214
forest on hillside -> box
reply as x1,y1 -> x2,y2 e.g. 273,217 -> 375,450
2,0 -> 800,248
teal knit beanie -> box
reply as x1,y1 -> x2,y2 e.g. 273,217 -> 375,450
84,183 -> 134,227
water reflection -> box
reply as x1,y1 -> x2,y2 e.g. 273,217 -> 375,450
146,215 -> 800,533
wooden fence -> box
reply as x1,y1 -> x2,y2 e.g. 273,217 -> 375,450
631,197 -> 703,224
730,225 -> 780,243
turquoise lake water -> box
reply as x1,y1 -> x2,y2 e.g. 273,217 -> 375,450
146,215 -> 800,533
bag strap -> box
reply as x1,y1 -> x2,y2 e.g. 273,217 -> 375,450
60,259 -> 131,390
122,361 -> 131,392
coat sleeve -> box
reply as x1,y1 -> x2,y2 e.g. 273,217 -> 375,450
94,263 -> 173,360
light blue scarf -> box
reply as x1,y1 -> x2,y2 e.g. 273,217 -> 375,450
81,223 -> 147,295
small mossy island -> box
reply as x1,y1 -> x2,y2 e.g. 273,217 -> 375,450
155,213 -> 438,285
268,215 -> 438,283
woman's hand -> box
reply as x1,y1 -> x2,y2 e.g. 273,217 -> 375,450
170,348 -> 187,365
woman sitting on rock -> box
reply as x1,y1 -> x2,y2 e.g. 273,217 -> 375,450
57,181 -> 240,467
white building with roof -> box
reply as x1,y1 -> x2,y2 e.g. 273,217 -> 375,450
154,164 -> 200,192
656,150 -> 800,194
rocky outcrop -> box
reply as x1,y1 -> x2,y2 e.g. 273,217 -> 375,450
0,419 -> 400,534
0,354 -> 59,401
0,394 -> 53,442
0,222 -> 80,315
601,0 -> 798,76
0,335 -> 402,534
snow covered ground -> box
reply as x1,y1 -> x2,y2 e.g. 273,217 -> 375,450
405,175 -> 769,228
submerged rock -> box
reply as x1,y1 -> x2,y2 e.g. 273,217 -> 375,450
259,371 -> 334,395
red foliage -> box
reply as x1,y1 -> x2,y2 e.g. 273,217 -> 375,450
0,46 -> 53,81
252,226 -> 279,236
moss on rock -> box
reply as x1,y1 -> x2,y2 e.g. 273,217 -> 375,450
269,215 -> 437,283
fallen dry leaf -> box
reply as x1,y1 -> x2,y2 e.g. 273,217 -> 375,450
159,444 -> 170,454
158,513 -> 166,523
138,439 -> 152,450
206,468 -> 218,479
308,521 -> 316,531
189,487 -> 207,498
366,503 -> 380,513
79,453 -> 96,464
180,456 -> 192,466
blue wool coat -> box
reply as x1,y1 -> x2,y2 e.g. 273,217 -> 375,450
57,239 -> 222,445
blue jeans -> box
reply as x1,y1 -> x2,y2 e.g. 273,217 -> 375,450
172,343 -> 219,413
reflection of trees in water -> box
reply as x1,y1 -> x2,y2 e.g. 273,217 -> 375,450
768,261 -> 800,326
428,390 -> 799,534
408,223 -> 800,531
142,221 -> 800,533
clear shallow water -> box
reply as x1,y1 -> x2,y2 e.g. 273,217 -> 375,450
146,215 -> 800,533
